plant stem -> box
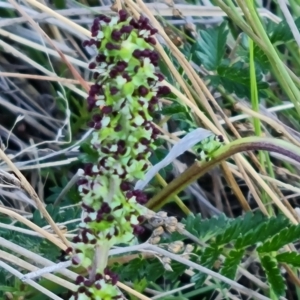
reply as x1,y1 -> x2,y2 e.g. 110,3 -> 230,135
148,136 -> 300,224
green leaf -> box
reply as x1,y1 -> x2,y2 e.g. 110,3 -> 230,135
160,103 -> 187,115
257,225 -> 300,253
192,246 -> 223,288
209,62 -> 268,98
270,17 -> 300,44
182,213 -> 230,242
150,148 -> 173,178
220,249 -> 244,280
235,214 -> 290,249
79,142 -> 99,163
238,33 -> 270,74
196,22 -> 228,70
260,255 -> 286,297
276,252 -> 300,267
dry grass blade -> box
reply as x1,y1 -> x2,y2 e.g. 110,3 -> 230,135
0,249 -> 76,291
0,147 -> 70,247
0,260 -> 64,300
0,205 -> 66,249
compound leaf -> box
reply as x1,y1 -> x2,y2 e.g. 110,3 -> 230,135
276,252 -> 300,267
257,225 -> 300,253
182,213 -> 230,242
270,17 -> 300,44
220,249 -> 244,280
209,62 -> 268,98
192,246 -> 222,288
260,255 -> 286,297
235,214 -> 289,249
196,22 -> 228,70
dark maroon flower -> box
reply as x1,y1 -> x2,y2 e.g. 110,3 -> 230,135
84,163 -> 93,176
110,86 -> 119,95
150,28 -> 158,35
82,40 -> 90,47
94,122 -> 102,130
92,114 -> 102,122
77,178 -> 88,186
103,16 -> 111,23
95,282 -> 102,290
95,41 -> 101,48
106,43 -> 120,50
157,86 -> 171,96
110,273 -> 119,285
129,18 -> 139,28
75,275 -> 85,285
102,106 -> 113,114
122,73 -> 132,82
93,72 -> 100,80
77,286 -> 86,293
91,29 -> 99,37
155,73 -> 164,81
95,273 -> 103,281
133,225 -> 145,235
90,84 -> 102,94
89,39 -> 96,46
133,49 -> 142,58
118,9 -> 128,22
112,30 -> 122,41
116,60 -> 128,72
97,15 -> 106,21
96,54 -> 106,63
72,257 -> 79,265
138,86 -> 149,96
114,124 -> 122,132
138,215 -> 145,223
89,62 -> 97,69
84,280 -> 93,287
126,191 -> 133,199
145,36 -> 156,45
141,163 -> 148,172
109,69 -> 118,78
84,216 -> 92,223
139,137 -> 150,145
101,147 -> 110,154
150,96 -> 159,105
120,25 -> 133,34
72,235 -> 81,243
138,16 -> 149,29
91,23 -> 100,32
120,181 -> 130,191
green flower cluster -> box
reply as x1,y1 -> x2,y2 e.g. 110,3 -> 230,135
69,10 -> 170,300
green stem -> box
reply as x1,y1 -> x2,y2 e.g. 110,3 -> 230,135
244,0 -> 300,115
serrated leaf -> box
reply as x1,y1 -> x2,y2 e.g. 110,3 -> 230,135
192,246 -> 222,288
209,62 -> 268,98
276,252 -> 300,267
270,17 -> 300,44
235,214 -> 290,249
182,213 -> 230,242
260,255 -> 286,297
238,33 -> 270,74
196,22 -> 228,70
220,249 -> 244,280
257,225 -> 300,253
